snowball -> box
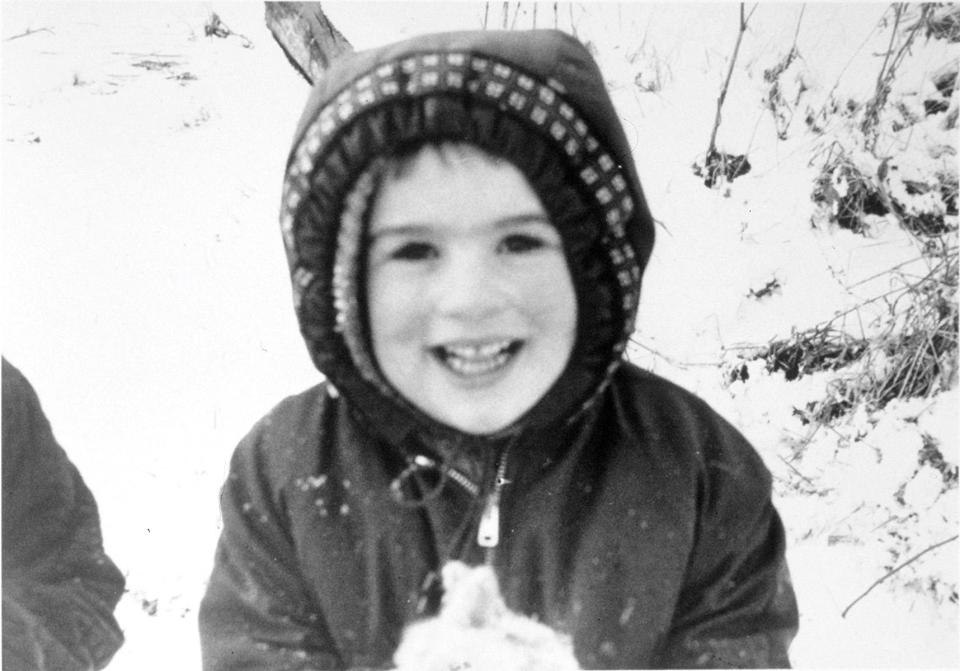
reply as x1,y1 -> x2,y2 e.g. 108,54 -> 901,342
394,562 -> 580,671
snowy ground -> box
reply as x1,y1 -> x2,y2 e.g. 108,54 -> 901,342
2,2 -> 957,668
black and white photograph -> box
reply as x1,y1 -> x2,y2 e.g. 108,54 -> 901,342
2,2 -> 957,669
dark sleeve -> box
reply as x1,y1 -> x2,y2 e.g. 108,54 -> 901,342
1,359 -> 126,671
198,413 -> 343,671
658,421 -> 799,669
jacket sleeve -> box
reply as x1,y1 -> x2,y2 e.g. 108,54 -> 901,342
1,359 -> 125,671
657,426 -> 799,669
199,412 -> 343,671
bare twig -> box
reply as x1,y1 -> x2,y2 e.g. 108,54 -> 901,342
653,217 -> 672,235
862,4 -> 931,150
833,503 -> 866,529
628,338 -> 721,369
745,106 -> 766,157
825,247 -> 953,326
777,454 -> 819,489
791,4 -> 806,50
706,3 -> 753,157
826,285 -> 909,325
4,26 -> 54,41
875,5 -> 903,96
483,2 -> 490,29
844,254 -> 931,289
813,19 -> 880,133
841,534 -> 959,618
869,514 -> 900,533
510,1 -> 521,30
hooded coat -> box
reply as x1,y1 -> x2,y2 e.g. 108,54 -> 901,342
2,359 -> 126,670
199,29 -> 798,670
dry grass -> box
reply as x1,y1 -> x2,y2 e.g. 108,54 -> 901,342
916,3 -> 960,43
812,150 -> 889,234
753,245 -> 957,423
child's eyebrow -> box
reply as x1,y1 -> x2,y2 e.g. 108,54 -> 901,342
368,223 -> 433,240
492,213 -> 553,229
369,213 -> 551,240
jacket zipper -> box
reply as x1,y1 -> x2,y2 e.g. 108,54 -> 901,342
442,462 -> 480,497
477,449 -> 509,552
402,454 -> 481,497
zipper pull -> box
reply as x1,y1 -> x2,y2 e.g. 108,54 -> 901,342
477,450 -> 509,548
477,492 -> 500,548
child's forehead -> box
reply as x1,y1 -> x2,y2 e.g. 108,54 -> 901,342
367,144 -> 549,235
386,142 -> 511,178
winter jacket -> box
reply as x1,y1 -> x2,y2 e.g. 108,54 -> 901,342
200,29 -> 798,669
2,359 -> 125,670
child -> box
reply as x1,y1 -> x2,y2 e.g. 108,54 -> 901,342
2,358 -> 126,670
199,29 -> 798,669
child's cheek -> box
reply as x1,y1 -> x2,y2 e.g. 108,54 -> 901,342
368,267 -> 428,341
512,257 -> 578,323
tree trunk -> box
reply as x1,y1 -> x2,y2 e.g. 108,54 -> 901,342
265,2 -> 352,86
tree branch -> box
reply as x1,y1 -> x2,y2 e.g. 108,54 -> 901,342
791,4 -> 806,51
841,534 -> 959,618
4,26 -> 54,41
265,2 -> 352,86
707,2 -> 752,156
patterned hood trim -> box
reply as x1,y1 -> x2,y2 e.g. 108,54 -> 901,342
279,30 -> 654,446
282,49 -> 641,335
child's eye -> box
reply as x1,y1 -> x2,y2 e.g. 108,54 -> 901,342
390,241 -> 438,261
498,234 -> 547,254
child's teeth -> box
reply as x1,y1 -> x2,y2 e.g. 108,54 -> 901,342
446,341 -> 511,359
440,341 -> 515,376
445,351 -> 511,375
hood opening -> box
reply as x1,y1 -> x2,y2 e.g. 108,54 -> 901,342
280,30 -> 654,455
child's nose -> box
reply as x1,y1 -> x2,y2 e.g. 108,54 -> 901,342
432,254 -> 503,320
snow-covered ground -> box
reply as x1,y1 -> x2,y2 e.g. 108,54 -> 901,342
2,3 -> 956,668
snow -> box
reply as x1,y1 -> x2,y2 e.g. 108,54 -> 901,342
2,2 -> 956,669
394,561 -> 580,671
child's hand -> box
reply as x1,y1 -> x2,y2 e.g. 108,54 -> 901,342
393,562 -> 580,671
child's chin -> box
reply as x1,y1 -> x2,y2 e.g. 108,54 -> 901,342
423,386 -> 541,434
440,408 -> 516,435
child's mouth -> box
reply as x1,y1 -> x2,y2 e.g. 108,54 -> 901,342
431,339 -> 523,377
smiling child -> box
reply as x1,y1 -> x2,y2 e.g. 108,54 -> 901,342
200,29 -> 798,669
365,143 -> 577,434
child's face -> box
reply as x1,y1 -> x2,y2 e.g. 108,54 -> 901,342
366,145 -> 577,434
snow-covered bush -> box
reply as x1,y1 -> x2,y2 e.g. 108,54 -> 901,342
917,3 -> 960,43
762,47 -> 811,140
812,147 -> 889,234
717,3 -> 960,617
